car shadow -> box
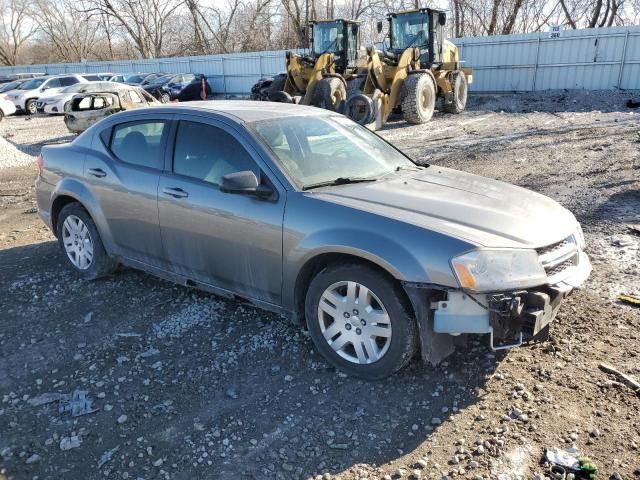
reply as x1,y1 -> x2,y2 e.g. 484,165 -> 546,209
0,240 -> 500,479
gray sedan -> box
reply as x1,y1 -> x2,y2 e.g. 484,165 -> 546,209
35,101 -> 591,379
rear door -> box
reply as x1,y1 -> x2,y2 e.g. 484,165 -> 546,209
157,115 -> 285,304
84,114 -> 173,268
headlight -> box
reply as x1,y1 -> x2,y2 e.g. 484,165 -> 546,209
451,249 -> 547,292
575,222 -> 585,249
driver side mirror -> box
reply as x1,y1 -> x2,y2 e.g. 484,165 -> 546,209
376,21 -> 383,34
438,12 -> 447,26
351,25 -> 358,35
220,170 -> 273,198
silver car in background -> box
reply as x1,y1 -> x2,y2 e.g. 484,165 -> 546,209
35,102 -> 591,379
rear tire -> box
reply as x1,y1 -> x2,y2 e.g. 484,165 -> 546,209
56,203 -> 117,280
312,77 -> 347,113
305,263 -> 418,380
0,109 -> 4,122
443,70 -> 468,114
401,73 -> 436,124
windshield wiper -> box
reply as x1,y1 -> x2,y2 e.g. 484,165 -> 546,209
302,176 -> 377,191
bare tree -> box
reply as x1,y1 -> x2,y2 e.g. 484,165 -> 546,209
0,0 -> 37,65
32,0 -> 101,62
78,0 -> 186,58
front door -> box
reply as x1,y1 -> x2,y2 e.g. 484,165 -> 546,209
157,117 -> 285,305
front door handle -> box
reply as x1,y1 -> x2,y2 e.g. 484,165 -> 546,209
88,168 -> 106,178
162,187 -> 189,199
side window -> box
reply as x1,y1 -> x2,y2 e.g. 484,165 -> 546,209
110,121 -> 166,169
183,74 -> 195,83
46,78 -> 61,89
173,121 -> 258,185
60,77 -> 79,86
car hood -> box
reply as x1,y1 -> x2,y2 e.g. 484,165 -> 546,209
310,166 -> 577,249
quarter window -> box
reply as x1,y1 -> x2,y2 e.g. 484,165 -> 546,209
110,121 -> 166,169
173,121 -> 257,185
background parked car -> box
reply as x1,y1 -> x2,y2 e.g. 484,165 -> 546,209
143,73 -> 211,103
37,81 -> 124,114
0,93 -> 17,121
64,86 -> 159,133
108,73 -> 162,86
7,74 -> 89,114
0,80 -> 25,93
0,72 -> 46,85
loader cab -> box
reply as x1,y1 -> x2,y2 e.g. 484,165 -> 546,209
386,8 -> 446,67
310,19 -> 360,73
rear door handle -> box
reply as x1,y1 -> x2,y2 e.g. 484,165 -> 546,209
162,187 -> 189,199
88,168 -> 106,178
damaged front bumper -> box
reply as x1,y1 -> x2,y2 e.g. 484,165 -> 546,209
404,251 -> 592,364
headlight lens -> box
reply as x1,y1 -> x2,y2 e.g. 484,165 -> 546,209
451,249 -> 547,292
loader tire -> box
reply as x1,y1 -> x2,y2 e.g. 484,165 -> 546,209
313,77 -> 347,113
346,93 -> 374,125
443,70 -> 468,114
401,73 -> 436,124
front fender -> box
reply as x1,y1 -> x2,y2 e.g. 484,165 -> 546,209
281,192 -> 472,311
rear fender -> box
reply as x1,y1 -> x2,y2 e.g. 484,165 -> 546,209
53,177 -> 116,254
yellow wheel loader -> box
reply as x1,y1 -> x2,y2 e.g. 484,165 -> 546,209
251,19 -> 361,113
345,8 -> 472,129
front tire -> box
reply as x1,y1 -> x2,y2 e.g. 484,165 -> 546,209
56,203 -> 117,280
160,92 -> 170,104
305,263 -> 418,380
25,99 -> 37,115
401,73 -> 436,124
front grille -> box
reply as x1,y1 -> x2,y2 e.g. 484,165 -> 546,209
536,238 -> 569,257
544,255 -> 578,276
536,236 -> 579,281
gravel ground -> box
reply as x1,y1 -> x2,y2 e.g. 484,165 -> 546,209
1,91 -> 639,480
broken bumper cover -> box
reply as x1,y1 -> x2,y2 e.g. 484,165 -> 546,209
434,251 -> 592,348
403,251 -> 591,363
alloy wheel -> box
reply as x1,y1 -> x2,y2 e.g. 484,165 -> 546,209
62,214 -> 94,270
317,280 -> 392,364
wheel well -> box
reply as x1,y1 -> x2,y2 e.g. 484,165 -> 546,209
293,253 -> 411,327
51,195 -> 81,236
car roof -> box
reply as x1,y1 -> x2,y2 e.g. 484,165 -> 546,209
145,101 -> 331,123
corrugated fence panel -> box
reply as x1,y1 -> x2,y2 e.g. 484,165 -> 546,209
1,28 -> 639,93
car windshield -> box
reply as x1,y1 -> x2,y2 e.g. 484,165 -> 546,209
0,80 -> 22,92
390,12 -> 429,50
252,115 -> 417,188
19,78 -> 46,90
313,22 -> 343,55
124,75 -> 145,83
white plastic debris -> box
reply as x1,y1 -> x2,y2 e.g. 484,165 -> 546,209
545,447 -> 580,470
59,435 -> 82,451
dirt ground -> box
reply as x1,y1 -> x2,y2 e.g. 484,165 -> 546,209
0,91 -> 639,480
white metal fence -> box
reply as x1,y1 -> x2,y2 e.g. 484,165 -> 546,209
1,25 -> 639,94
455,25 -> 640,92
